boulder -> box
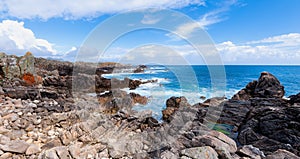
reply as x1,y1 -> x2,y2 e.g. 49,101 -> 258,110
162,96 -> 191,121
0,140 -> 30,153
232,72 -> 285,100
19,52 -> 35,75
25,144 -> 41,155
237,99 -> 300,156
215,73 -> 300,156
180,146 -> 218,159
237,145 -> 265,159
133,65 -> 147,73
193,131 -> 237,158
0,52 -> 35,80
200,97 -> 226,107
130,92 -> 148,105
266,149 -> 300,159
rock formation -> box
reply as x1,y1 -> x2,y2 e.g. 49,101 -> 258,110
0,52 -> 299,158
232,72 -> 285,100
218,72 -> 300,156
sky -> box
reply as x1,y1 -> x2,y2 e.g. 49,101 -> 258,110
0,0 -> 300,65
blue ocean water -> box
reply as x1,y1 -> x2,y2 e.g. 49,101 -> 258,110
102,65 -> 300,119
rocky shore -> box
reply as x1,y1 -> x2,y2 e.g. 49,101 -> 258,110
0,52 -> 300,159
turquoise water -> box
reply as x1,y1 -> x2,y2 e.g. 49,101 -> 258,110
102,65 -> 300,119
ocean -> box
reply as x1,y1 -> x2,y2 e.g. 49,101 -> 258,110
102,65 -> 300,119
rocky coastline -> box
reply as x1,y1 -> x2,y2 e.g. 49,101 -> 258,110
0,52 -> 299,159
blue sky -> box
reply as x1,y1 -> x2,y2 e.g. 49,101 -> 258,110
0,0 -> 300,64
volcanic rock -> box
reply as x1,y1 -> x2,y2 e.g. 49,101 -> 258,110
162,96 -> 191,121
232,72 -> 285,100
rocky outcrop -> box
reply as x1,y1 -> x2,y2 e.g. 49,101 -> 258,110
216,72 -> 300,156
133,65 -> 147,73
98,90 -> 148,114
237,145 -> 266,159
266,149 -> 300,159
1,53 -> 299,158
232,72 -> 285,100
237,98 -> 300,156
162,96 -> 191,121
0,52 -> 36,81
289,92 -> 300,104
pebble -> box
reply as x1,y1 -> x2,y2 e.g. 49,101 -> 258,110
47,130 -> 55,136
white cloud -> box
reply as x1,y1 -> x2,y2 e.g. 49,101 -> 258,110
170,0 -> 237,39
0,0 -> 205,20
54,32 -> 300,65
0,20 -> 56,56
141,14 -> 161,25
99,33 -> 300,65
247,33 -> 300,47
217,33 -> 300,64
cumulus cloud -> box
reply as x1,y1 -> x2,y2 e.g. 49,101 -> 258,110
99,33 -> 300,65
0,20 -> 56,56
217,33 -> 300,64
0,0 -> 205,20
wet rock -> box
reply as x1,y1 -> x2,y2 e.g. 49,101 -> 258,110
133,65 -> 147,73
128,79 -> 142,90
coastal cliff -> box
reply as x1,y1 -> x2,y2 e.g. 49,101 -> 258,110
0,53 -> 299,159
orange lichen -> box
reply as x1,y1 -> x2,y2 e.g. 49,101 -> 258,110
25,52 -> 33,56
22,73 -> 36,86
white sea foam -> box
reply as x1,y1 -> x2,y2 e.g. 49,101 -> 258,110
144,69 -> 168,74
99,91 -> 110,95
149,66 -> 166,70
